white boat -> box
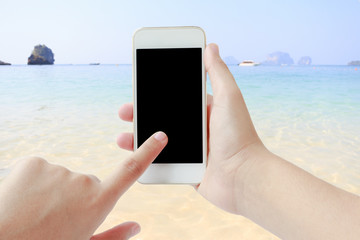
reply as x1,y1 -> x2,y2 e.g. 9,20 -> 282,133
239,60 -> 260,67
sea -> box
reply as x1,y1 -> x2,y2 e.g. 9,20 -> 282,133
0,64 -> 359,239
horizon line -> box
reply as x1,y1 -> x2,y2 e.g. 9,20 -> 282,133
2,63 -> 358,67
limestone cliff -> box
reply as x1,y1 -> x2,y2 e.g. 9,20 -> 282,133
262,51 -> 294,66
348,60 -> 360,66
0,60 -> 11,65
298,56 -> 312,66
28,45 -> 55,65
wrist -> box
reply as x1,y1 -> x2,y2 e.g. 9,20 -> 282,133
233,142 -> 275,215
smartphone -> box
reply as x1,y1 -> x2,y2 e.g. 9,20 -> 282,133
133,26 -> 207,184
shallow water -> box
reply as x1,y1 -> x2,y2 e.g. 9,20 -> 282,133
0,64 -> 359,239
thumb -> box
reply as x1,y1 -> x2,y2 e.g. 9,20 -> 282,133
91,222 -> 140,240
204,43 -> 242,104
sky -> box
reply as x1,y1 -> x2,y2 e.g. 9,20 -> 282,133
0,0 -> 359,65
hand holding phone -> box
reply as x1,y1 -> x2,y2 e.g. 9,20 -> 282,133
122,41 -> 262,210
133,27 -> 207,184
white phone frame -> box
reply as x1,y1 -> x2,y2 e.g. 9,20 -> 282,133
133,26 -> 207,184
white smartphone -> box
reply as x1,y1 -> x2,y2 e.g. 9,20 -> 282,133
133,26 -> 207,184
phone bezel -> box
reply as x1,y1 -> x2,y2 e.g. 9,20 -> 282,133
133,26 -> 207,184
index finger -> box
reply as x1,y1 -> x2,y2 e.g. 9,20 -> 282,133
102,131 -> 168,200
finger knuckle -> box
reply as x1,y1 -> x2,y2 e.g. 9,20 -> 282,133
123,157 -> 144,177
28,156 -> 46,164
70,174 -> 103,207
57,165 -> 71,176
18,156 -> 46,169
142,141 -> 157,155
87,174 -> 101,183
74,174 -> 96,186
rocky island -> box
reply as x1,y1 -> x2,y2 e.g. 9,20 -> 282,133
298,56 -> 312,66
262,51 -> 294,66
0,60 -> 11,65
223,56 -> 239,65
348,60 -> 360,66
28,44 -> 55,65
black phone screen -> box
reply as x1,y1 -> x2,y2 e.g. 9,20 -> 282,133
136,48 -> 203,164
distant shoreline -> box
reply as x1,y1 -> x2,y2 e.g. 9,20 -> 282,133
0,63 -> 133,66
0,64 -> 358,67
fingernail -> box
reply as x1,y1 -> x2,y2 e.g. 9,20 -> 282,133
154,131 -> 167,141
132,224 -> 141,236
208,44 -> 219,55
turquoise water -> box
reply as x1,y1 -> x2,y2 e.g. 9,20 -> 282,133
1,65 -> 359,119
1,64 -> 360,188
